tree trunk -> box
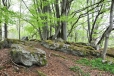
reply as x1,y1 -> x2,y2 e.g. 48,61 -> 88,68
0,26 -> 2,40
87,0 -> 91,43
60,0 -> 73,40
2,0 -> 10,39
102,0 -> 114,60
42,25 -> 49,40
4,23 -> 7,38
61,22 -> 67,40
19,0 -> 22,40
54,0 -> 61,38
52,24 -> 62,39
38,27 -> 43,40
102,35 -> 109,60
0,0 -> 1,40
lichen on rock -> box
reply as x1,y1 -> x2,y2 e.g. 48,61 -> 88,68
10,44 -> 47,67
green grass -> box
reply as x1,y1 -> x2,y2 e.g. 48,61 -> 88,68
77,58 -> 114,74
69,66 -> 90,76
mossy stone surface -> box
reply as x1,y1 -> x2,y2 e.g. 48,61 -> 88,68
10,44 -> 47,67
43,40 -> 99,57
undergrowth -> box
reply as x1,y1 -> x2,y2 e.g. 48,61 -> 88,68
69,66 -> 90,76
77,58 -> 114,74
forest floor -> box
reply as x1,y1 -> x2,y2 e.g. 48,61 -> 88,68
0,42 -> 114,76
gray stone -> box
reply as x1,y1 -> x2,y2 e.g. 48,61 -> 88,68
54,38 -> 64,42
41,41 -> 50,49
21,36 -> 29,41
10,44 -> 47,67
41,40 -> 100,57
71,50 -> 85,56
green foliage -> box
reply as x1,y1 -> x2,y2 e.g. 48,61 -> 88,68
77,58 -> 114,74
0,6 -> 17,24
70,66 -> 90,76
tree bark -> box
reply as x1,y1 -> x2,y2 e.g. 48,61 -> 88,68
102,0 -> 114,60
60,0 -> 72,40
54,0 -> 61,38
41,0 -> 50,40
0,0 -> 2,40
0,25 -> 2,40
87,0 -> 91,43
2,0 -> 10,39
19,0 -> 22,40
102,35 -> 109,60
4,23 -> 7,38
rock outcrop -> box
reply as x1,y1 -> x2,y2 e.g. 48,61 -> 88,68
10,44 -> 47,67
41,40 -> 100,57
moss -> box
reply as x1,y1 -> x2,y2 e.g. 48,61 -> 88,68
44,40 -> 97,56
6,38 -> 21,44
107,48 -> 114,57
10,50 -> 22,59
45,40 -> 54,45
76,42 -> 88,46
30,51 -> 36,56
57,42 -> 64,48
37,70 -> 47,76
41,59 -> 47,66
0,66 -> 4,70
19,44 -> 37,52
69,44 -> 95,56
84,46 -> 95,50
51,53 -> 66,59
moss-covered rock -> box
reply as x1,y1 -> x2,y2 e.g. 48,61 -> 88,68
107,48 -> 114,57
10,44 -> 47,67
0,38 -> 25,49
42,40 -> 100,57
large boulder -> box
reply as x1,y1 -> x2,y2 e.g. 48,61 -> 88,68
10,44 -> 47,67
41,40 -> 100,57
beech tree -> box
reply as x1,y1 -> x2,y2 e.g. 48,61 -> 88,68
0,0 -> 2,40
1,0 -> 112,51
102,0 -> 114,60
2,0 -> 11,39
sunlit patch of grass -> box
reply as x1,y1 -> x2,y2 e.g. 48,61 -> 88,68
77,58 -> 114,74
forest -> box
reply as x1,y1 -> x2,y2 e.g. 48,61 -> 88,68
0,0 -> 114,76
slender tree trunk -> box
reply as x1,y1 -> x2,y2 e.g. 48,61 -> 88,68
38,27 -> 43,40
0,26 -> 2,40
87,0 -> 91,43
4,23 -> 7,38
54,0 -> 61,38
61,22 -> 67,40
19,0 -> 22,40
102,35 -> 109,60
42,25 -> 49,40
52,24 -> 62,39
61,0 -> 73,40
0,0 -> 2,40
102,0 -> 114,60
41,0 -> 50,40
2,0 -> 10,39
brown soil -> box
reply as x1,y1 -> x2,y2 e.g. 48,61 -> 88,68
0,43 -> 114,76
